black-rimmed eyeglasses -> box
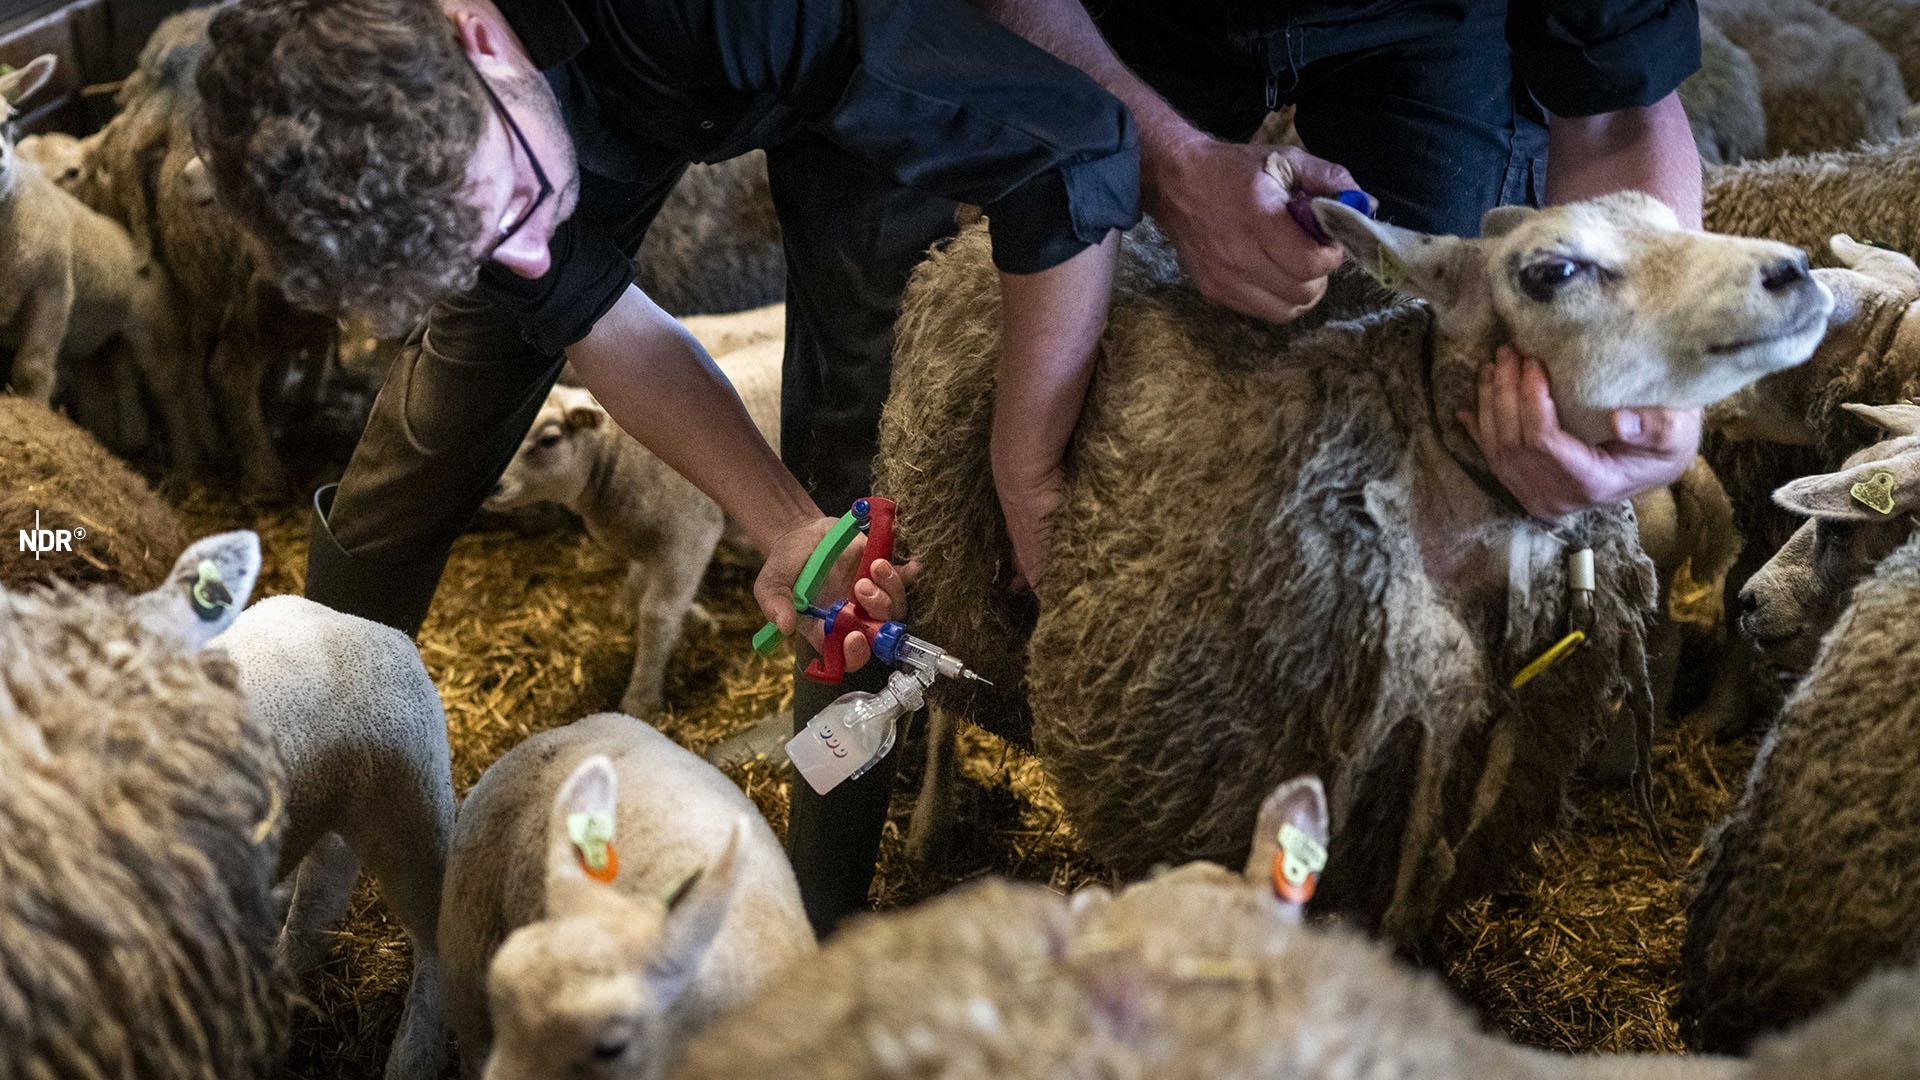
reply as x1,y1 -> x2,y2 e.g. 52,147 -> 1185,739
468,59 -> 553,259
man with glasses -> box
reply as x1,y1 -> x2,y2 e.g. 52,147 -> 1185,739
196,0 -> 1139,934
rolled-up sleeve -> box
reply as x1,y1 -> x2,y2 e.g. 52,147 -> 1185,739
813,0 -> 1141,274
1508,1 -> 1701,118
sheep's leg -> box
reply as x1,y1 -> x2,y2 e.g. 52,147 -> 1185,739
278,831 -> 359,976
1595,617 -> 1679,783
620,534 -> 718,719
904,706 -> 957,866
107,347 -> 151,454
9,281 -> 74,402
1688,635 -> 1763,737
208,326 -> 288,502
121,285 -> 210,477
352,782 -> 454,1080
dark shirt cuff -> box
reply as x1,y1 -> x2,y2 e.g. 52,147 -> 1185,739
476,216 -> 636,358
986,141 -> 1141,276
1511,1 -> 1701,118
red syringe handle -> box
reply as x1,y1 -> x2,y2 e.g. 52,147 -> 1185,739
802,497 -> 899,684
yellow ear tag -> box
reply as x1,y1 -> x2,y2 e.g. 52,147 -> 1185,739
1510,629 -> 1587,690
1271,821 -> 1329,905
567,811 -> 618,883
1850,471 -> 1897,515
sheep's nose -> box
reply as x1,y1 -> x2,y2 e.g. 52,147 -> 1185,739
1737,588 -> 1760,617
1761,255 -> 1811,293
490,481 -> 505,498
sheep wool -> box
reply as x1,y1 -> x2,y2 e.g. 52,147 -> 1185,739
633,152 -> 785,317
1699,0 -> 1911,158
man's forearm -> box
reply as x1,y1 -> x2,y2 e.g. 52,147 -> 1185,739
567,286 -> 817,552
1546,92 -> 1702,228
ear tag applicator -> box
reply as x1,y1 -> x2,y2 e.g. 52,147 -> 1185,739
189,559 -> 232,622
1271,822 -> 1329,905
567,810 -> 619,883
1851,471 -> 1897,515
1512,546 -> 1594,690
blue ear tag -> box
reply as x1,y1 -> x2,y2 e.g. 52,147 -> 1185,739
189,560 -> 232,622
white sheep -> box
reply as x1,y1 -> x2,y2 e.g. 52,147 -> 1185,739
210,594 -> 457,1080
0,55 -> 208,476
437,712 -> 814,1079
877,193 -> 1831,939
1701,0 -> 1912,157
0,529 -> 293,1077
485,337 -> 781,719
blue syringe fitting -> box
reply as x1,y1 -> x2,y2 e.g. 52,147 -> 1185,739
852,499 -> 872,527
1288,188 -> 1374,245
796,603 -> 991,685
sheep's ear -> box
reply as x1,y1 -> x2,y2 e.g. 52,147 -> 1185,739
1829,235 -> 1920,294
1479,204 -> 1539,239
547,755 -> 619,890
646,818 -> 747,1005
1773,453 -> 1920,521
0,55 -> 56,109
1245,774 -> 1329,920
1313,199 -> 1472,306
179,156 -> 216,207
565,404 -> 604,432
1843,402 -> 1920,438
132,531 -> 261,650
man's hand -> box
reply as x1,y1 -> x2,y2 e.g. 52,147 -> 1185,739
1147,141 -> 1360,324
1458,347 -> 1701,519
752,515 -> 917,671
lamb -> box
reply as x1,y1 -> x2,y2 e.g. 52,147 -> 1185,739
0,529 -> 293,1079
0,56 -> 206,475
484,337 -> 781,718
874,193 -> 1831,939
209,594 -> 457,1080
1678,409 -> 1920,1052
1680,19 -> 1767,166
437,712 -> 815,1079
0,396 -> 189,591
672,772 -> 1920,1079
634,153 -> 786,316
1699,0 -> 1911,158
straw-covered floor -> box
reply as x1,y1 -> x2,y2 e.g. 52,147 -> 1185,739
171,488 -> 1754,1077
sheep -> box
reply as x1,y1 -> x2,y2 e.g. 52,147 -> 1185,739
1681,19 -> 1767,166
209,594 -> 456,1080
677,302 -> 785,359
0,396 -> 189,591
0,56 -> 207,475
1702,136 -> 1920,263
1808,1 -> 1920,101
0,529 -> 293,1079
1699,0 -> 1911,158
437,712 -> 814,1079
1678,412 -> 1920,1052
634,153 -> 786,317
484,338 -> 781,719
874,192 -> 1831,939
70,6 -> 338,499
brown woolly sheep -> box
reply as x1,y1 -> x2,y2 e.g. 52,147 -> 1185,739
875,194 -> 1830,939
0,530 -> 290,1079
1703,137 -> 1920,264
1681,19 -> 1767,166
0,396 -> 188,591
1699,0 -> 1911,158
1809,0 -> 1920,100
633,153 -> 786,316
1680,420 -> 1920,1051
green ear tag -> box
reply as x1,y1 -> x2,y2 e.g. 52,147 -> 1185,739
567,810 -> 615,875
1851,471 -> 1898,515
1372,249 -> 1404,291
1277,822 -> 1328,886
189,559 -> 232,622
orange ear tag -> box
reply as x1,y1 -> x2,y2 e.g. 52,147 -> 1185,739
1271,822 -> 1328,905
568,811 -> 619,883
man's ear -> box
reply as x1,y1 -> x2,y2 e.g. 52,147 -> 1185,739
1773,452 -> 1920,520
1842,401 -> 1920,439
0,55 -> 56,109
1313,198 -> 1474,307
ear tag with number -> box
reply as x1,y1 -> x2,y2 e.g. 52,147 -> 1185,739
567,810 -> 619,883
189,559 -> 232,622
1271,822 -> 1329,904
1851,471 -> 1898,515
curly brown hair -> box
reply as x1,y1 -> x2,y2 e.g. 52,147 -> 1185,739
195,0 -> 489,332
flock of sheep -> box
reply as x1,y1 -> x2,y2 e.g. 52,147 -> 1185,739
7,0 -> 1920,1077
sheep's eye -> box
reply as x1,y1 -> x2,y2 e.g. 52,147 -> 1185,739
1517,257 -> 1587,301
536,431 -> 563,450
590,1038 -> 628,1062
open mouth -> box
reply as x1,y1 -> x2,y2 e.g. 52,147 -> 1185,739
1706,305 -> 1826,356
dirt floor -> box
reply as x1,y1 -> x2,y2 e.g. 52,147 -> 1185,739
170,488 -> 1754,1078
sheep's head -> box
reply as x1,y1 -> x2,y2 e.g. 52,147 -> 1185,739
1314,192 -> 1831,444
0,55 -> 57,192
485,386 -> 606,515
126,531 -> 262,651
1739,403 -> 1920,673
483,756 -> 745,1080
